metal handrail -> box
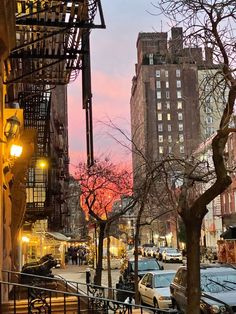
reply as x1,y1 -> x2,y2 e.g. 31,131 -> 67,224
0,279 -> 179,314
2,269 -> 135,296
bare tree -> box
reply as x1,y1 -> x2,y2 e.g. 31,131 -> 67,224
152,1 -> 236,313
75,158 -> 135,286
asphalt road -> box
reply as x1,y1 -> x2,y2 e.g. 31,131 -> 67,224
52,260 -> 182,293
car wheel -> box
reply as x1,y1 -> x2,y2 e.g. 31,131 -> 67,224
172,300 -> 182,313
139,293 -> 144,305
153,298 -> 159,309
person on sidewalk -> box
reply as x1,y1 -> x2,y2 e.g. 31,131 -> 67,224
78,249 -> 84,265
71,248 -> 78,265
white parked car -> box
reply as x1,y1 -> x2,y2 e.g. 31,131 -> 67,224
138,270 -> 176,309
162,248 -> 183,263
149,246 -> 159,257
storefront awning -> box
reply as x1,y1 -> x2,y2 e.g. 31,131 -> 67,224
46,232 -> 70,242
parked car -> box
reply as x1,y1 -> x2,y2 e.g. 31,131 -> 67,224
170,264 -> 236,313
162,248 -> 183,263
144,247 -> 153,257
116,257 -> 164,301
141,244 -> 155,256
138,270 -> 176,309
149,246 -> 159,258
118,257 -> 164,287
157,246 -> 168,261
132,246 -> 142,255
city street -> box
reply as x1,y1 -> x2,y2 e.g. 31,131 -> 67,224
52,260 -> 182,294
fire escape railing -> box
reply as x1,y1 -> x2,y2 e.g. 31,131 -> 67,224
18,89 -> 51,219
5,0 -> 105,221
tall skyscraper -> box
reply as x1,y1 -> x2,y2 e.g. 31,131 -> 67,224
130,27 -> 219,172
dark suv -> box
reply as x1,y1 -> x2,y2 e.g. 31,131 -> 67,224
116,257 -> 164,301
119,258 -> 163,285
170,265 -> 236,313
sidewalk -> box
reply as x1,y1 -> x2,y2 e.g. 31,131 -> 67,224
52,263 -> 121,293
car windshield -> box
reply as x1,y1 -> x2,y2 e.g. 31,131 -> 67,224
166,249 -> 179,253
130,260 -> 160,272
201,271 -> 236,293
154,273 -> 175,288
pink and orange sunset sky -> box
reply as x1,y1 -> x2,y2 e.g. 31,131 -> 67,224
68,1 -> 166,170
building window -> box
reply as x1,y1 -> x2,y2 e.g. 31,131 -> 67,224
156,70 -> 161,77
157,102 -> 162,110
149,53 -> 154,65
178,123 -> 184,131
179,134 -> 184,142
180,145 -> 185,153
159,146 -> 163,154
166,91 -> 170,99
205,107 -> 212,113
165,70 -> 169,78
206,116 -> 213,123
167,113 -> 171,120
166,102 -> 170,110
156,80 -> 161,89
177,101 -> 182,109
157,91 -> 162,99
166,81 -> 169,88
229,193 -> 232,213
158,123 -> 163,132
177,91 -> 182,99
168,146 -> 172,153
176,80 -> 181,88
178,113 -> 183,120
157,113 -> 163,121
176,69 -> 181,77
167,124 -> 172,132
168,135 -> 172,143
158,135 -> 163,142
205,126 -> 214,135
234,191 -> 236,213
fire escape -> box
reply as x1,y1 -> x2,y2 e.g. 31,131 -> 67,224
6,0 -> 105,222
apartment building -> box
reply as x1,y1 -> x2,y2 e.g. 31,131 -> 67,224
130,27 -> 223,247
130,27 -> 219,170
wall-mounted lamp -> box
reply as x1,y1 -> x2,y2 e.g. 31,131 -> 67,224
10,144 -> 23,158
36,158 -> 49,169
4,114 -> 21,140
22,236 -> 30,243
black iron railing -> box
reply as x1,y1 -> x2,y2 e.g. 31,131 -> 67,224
1,270 -> 180,314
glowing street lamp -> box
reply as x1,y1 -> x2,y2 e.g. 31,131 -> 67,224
10,144 -> 23,157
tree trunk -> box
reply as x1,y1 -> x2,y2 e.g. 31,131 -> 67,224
186,218 -> 202,314
94,221 -> 106,285
106,223 -> 113,298
134,215 -> 142,303
134,224 -> 140,304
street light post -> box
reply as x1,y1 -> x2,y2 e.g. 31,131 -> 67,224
94,224 -> 97,269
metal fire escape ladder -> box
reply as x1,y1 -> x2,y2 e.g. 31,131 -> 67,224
7,0 -> 105,85
7,0 -> 105,167
19,88 -> 52,219
5,1 -> 105,219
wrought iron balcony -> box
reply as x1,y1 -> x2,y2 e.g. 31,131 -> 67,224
7,0 -> 105,85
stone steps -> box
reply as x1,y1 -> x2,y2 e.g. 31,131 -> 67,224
1,296 -> 88,314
